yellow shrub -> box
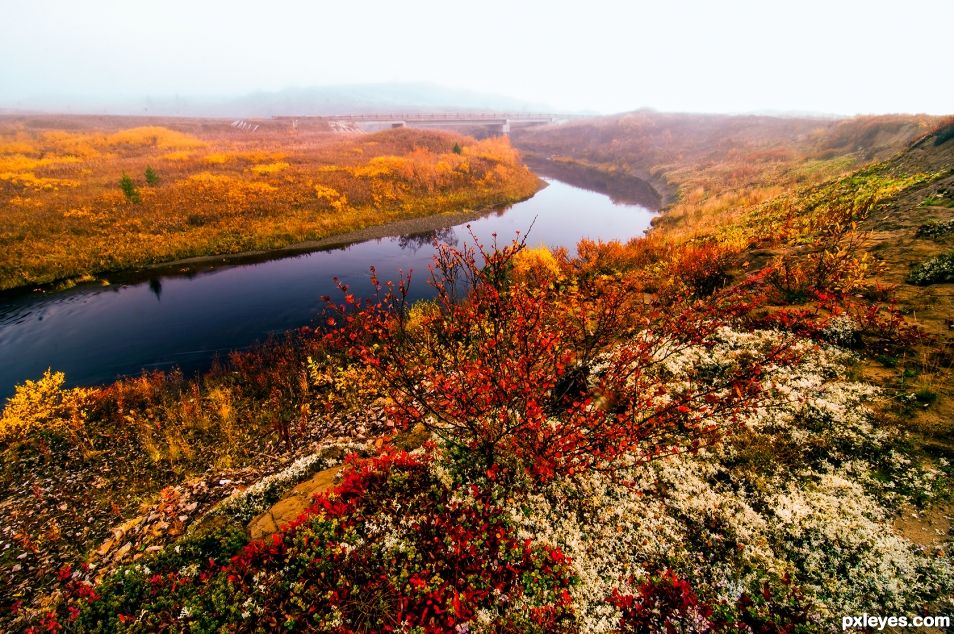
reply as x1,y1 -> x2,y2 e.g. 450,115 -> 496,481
236,150 -> 287,163
41,130 -> 103,158
8,195 -> 44,209
207,387 -> 234,426
512,245 -> 563,285
466,137 -> 520,163
0,140 -> 36,155
314,184 -> 348,211
403,299 -> 440,333
0,153 -> 81,172
0,154 -> 42,172
250,161 -> 289,175
0,171 -> 78,190
202,152 -> 232,165
106,126 -> 204,150
187,171 -> 235,186
307,356 -> 380,413
0,369 -> 94,443
236,181 -> 277,195
351,155 -> 408,178
161,151 -> 194,161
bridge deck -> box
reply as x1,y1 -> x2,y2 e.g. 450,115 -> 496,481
273,112 -> 570,123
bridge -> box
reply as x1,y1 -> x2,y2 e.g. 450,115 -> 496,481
274,112 -> 572,134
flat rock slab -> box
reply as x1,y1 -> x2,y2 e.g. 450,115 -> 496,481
247,465 -> 342,541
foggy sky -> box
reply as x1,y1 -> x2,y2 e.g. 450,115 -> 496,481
2,0 -> 951,116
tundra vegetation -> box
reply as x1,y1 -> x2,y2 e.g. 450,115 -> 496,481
1,113 -> 953,632
0,116 -> 540,291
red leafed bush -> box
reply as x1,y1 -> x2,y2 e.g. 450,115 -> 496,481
229,450 -> 575,631
48,448 -> 577,632
756,291 -> 927,354
610,570 -> 712,632
325,233 -> 793,481
664,240 -> 739,298
611,570 -> 811,633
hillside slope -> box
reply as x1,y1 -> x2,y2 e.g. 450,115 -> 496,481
513,112 -> 943,237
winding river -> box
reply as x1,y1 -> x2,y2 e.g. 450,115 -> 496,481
0,167 -> 658,398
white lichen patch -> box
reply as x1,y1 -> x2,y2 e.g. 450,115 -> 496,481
497,328 -> 952,632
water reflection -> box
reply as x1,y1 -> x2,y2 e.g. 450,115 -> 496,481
524,157 -> 663,209
397,226 -> 459,253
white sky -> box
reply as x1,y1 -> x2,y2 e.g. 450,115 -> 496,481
1,0 -> 951,115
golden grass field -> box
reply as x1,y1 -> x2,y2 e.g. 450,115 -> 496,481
0,116 -> 540,291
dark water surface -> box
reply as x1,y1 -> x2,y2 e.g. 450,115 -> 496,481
0,173 -> 656,398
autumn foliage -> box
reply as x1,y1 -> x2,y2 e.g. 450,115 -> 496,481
325,233 -> 795,481
0,369 -> 93,446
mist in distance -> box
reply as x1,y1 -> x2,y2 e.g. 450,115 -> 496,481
2,0 -> 952,116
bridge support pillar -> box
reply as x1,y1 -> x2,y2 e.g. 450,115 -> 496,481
498,119 -> 510,135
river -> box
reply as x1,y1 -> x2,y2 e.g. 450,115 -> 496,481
0,167 -> 657,398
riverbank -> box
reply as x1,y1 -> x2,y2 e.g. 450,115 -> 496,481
4,187 -> 545,297
0,117 -> 540,292
136,191 -> 542,274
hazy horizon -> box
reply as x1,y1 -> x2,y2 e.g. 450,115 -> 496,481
2,0 -> 953,117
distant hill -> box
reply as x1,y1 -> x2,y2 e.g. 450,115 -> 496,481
511,111 -> 944,187
5,83 -> 555,118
